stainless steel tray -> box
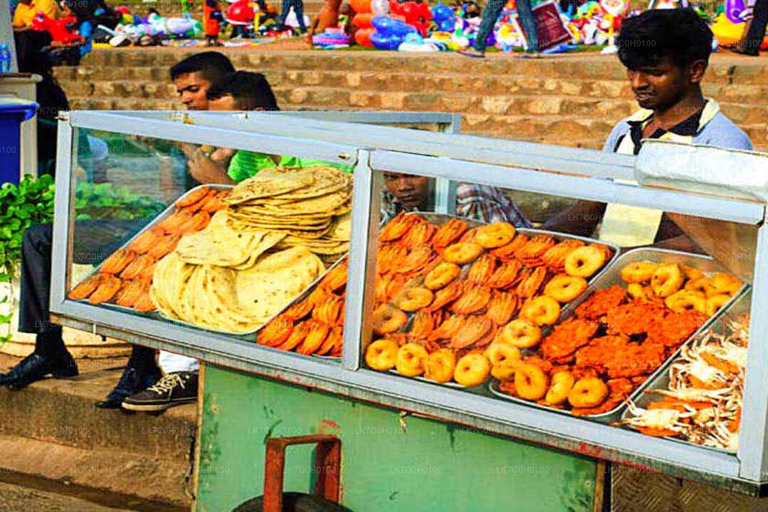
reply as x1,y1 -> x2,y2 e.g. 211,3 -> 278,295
254,255 -> 348,357
489,248 -> 750,423
368,212 -> 620,388
69,184 -> 231,316
618,289 -> 751,453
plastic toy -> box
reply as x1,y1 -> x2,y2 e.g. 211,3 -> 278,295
431,3 -> 456,32
227,0 -> 255,25
31,13 -> 86,45
370,15 -> 416,49
711,12 -> 768,48
388,0 -> 432,36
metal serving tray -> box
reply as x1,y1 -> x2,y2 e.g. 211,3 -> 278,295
618,289 -> 751,453
490,248 -> 750,423
253,254 -> 348,359
371,212 -> 620,386
68,184 -> 231,315
69,184 -> 335,339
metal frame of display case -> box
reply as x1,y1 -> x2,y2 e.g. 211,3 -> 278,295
50,111 -> 768,495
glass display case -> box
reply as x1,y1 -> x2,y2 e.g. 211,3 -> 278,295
50,110 -> 768,495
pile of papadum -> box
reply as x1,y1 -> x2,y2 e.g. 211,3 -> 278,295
150,166 -> 352,333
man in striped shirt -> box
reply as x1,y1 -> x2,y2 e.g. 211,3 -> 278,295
381,173 -> 531,227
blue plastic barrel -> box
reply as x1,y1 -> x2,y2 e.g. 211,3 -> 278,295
0,98 -> 38,185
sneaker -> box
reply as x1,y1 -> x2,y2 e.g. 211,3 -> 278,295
122,371 -> 198,412
95,364 -> 162,409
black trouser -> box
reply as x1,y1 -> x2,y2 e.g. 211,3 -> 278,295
279,0 -> 306,31
18,220 -> 155,365
743,0 -> 768,52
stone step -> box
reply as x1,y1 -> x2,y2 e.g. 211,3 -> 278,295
0,355 -> 194,507
73,50 -> 768,85
56,64 -> 768,106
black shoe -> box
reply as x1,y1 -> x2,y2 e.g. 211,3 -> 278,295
96,364 -> 162,409
122,371 -> 198,412
1,352 -> 78,390
731,45 -> 759,56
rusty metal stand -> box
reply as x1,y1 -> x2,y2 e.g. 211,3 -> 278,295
263,435 -> 342,512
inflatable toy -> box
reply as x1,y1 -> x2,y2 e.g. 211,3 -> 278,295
370,15 -> 416,49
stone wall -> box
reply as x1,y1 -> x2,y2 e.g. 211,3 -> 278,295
55,50 -> 768,151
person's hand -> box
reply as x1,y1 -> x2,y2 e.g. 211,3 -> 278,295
187,149 -> 235,185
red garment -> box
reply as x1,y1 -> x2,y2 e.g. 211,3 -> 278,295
204,0 -> 222,36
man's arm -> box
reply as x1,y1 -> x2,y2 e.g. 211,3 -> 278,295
187,147 -> 236,185
541,200 -> 606,237
454,183 -> 531,227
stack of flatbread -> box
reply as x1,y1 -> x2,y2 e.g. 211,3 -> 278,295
224,166 -> 352,261
150,211 -> 325,334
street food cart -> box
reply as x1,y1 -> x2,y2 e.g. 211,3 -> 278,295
50,110 -> 768,511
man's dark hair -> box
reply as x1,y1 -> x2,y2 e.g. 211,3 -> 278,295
206,71 -> 280,111
169,52 -> 235,86
617,9 -> 713,70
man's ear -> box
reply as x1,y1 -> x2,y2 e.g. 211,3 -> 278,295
689,59 -> 707,84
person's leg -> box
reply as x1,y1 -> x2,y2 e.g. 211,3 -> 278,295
294,0 -> 307,32
0,224 -> 77,388
459,0 -> 504,56
736,0 -> 768,55
96,345 -> 162,409
515,0 -> 539,52
123,352 -> 199,412
279,0 -> 291,27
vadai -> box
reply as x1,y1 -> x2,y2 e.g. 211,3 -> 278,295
544,275 -> 588,303
568,377 -> 609,408
514,364 -> 549,401
564,246 -> 606,278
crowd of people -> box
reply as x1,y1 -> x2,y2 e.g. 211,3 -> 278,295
0,9 -> 758,421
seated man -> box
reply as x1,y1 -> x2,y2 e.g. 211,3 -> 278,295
544,9 -> 752,246
382,173 -> 531,227
0,52 -> 236,406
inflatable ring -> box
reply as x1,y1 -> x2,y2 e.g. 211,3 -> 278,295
372,304 -> 407,335
514,364 -> 549,401
564,246 -> 606,278
424,262 -> 462,290
424,348 -> 457,383
520,296 -> 561,326
651,263 -> 684,298
475,222 -> 517,249
365,338 -> 399,371
442,242 -> 484,264
620,261 -> 657,284
500,319 -> 542,348
545,370 -> 575,406
453,353 -> 491,387
568,377 -> 609,408
396,343 -> 429,377
544,275 -> 588,303
664,290 -> 706,314
394,287 -> 434,312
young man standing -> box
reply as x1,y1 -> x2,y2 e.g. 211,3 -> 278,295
545,9 -> 752,245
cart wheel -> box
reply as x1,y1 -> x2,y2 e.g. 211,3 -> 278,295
233,492 -> 353,512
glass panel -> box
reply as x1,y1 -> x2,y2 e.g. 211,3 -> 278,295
364,166 -> 754,452
66,127 -> 351,355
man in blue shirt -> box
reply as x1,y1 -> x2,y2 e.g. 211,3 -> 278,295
546,9 -> 752,245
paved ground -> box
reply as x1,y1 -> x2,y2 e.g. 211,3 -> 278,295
0,481 -> 135,511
